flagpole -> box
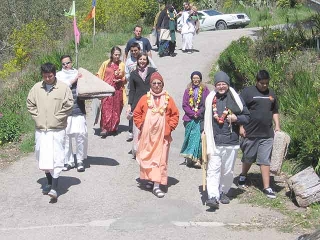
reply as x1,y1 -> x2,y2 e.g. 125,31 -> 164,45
93,12 -> 96,48
74,2 -> 79,68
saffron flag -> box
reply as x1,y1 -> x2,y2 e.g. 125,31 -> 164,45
64,1 -> 76,17
85,7 -> 95,20
85,0 -> 96,21
73,18 -> 80,44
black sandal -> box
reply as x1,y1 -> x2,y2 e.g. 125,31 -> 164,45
153,188 -> 165,198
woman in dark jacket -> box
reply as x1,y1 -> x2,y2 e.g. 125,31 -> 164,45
127,53 -> 157,157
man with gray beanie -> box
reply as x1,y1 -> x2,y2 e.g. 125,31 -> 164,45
202,71 -> 250,209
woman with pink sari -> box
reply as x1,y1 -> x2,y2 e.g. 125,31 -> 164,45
97,46 -> 126,137
133,72 -> 179,198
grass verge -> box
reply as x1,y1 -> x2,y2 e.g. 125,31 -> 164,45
238,170 -> 320,232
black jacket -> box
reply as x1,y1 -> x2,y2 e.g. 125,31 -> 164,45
212,94 -> 249,146
128,67 -> 157,110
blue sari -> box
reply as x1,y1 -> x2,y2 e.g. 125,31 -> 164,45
180,119 -> 202,161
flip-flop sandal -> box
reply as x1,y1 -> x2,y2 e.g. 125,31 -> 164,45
145,181 -> 153,189
153,188 -> 165,198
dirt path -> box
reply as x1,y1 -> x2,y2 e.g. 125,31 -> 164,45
0,28 -> 298,240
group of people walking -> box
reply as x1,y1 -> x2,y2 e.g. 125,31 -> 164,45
153,1 -> 200,57
179,70 -> 280,209
26,5 -> 280,207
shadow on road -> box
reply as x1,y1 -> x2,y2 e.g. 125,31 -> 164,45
93,124 -> 129,137
135,176 -> 179,193
85,156 -> 119,167
37,176 -> 81,198
198,185 -> 208,206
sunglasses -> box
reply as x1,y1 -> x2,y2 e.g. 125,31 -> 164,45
152,82 -> 162,85
62,61 -> 71,66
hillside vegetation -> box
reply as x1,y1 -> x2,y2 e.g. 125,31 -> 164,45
0,0 -> 317,154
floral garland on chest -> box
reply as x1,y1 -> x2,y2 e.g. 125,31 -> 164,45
189,86 -> 203,112
212,96 -> 231,124
147,91 -> 170,115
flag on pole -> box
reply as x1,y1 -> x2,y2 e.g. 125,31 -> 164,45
73,18 -> 80,44
64,1 -> 76,17
85,0 -> 96,21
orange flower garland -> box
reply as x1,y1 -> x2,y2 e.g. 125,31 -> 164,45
147,91 -> 170,115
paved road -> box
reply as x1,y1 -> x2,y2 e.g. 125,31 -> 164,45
0,29 -> 297,240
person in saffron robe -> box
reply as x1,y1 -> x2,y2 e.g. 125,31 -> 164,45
180,71 -> 210,168
97,46 -> 126,137
133,72 -> 179,198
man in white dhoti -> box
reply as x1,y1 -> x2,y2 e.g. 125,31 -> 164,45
56,55 -> 88,172
27,63 -> 73,200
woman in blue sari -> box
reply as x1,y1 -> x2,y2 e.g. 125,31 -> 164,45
180,71 -> 210,168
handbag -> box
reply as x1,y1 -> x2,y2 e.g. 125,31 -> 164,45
159,29 -> 171,41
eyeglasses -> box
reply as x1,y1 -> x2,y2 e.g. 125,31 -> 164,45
62,62 -> 71,66
215,83 -> 228,87
152,82 -> 162,86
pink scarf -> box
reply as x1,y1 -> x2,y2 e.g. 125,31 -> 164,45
138,67 -> 147,81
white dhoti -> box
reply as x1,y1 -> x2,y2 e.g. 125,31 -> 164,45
35,129 -> 65,178
182,32 -> 194,51
65,115 -> 88,165
206,145 -> 239,199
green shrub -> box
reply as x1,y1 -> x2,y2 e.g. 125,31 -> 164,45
217,37 -> 257,90
0,73 -> 39,144
0,113 -> 22,143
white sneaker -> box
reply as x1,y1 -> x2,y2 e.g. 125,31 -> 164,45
263,187 -> 276,199
48,189 -> 57,199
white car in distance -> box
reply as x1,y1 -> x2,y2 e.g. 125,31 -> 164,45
178,9 -> 251,31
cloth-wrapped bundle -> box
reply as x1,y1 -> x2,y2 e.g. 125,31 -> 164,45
77,67 -> 115,99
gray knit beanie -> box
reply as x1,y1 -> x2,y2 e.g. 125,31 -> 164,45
214,71 -> 230,86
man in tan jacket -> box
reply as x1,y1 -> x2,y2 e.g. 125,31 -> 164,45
27,62 -> 73,201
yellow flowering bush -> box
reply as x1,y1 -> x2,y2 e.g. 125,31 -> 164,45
79,0 -> 147,32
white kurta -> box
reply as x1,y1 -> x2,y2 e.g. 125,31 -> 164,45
56,68 -> 88,165
181,12 -> 197,51
35,129 -> 65,178
65,116 -> 88,164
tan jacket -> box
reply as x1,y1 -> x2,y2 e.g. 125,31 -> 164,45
27,79 -> 73,130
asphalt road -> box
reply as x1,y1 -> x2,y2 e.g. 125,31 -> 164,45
0,28 -> 298,240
